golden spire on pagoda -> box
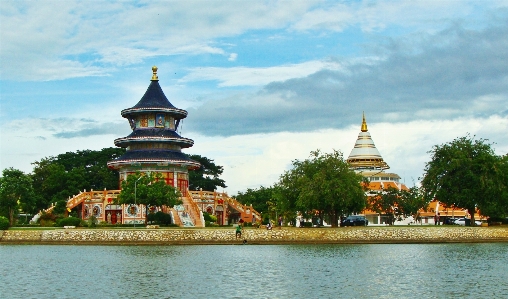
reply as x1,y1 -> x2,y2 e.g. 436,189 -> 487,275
151,66 -> 159,81
361,112 -> 368,132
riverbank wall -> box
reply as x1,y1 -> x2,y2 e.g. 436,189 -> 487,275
2,226 -> 508,245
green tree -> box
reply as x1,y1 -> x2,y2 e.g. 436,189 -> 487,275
31,148 -> 125,211
421,135 -> 503,226
147,211 -> 173,226
368,187 -> 400,225
0,216 -> 10,230
188,154 -> 226,191
399,186 -> 429,222
117,172 -> 182,224
234,186 -> 274,215
0,168 -> 35,226
475,154 -> 508,219
276,150 -> 366,227
273,170 -> 302,223
368,186 -> 428,225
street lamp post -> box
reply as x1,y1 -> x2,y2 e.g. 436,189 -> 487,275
134,176 -> 142,228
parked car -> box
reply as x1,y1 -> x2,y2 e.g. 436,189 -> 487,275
340,215 -> 368,227
443,218 -> 459,225
454,218 -> 482,226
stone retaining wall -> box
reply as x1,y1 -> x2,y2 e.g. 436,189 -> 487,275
1,227 -> 508,245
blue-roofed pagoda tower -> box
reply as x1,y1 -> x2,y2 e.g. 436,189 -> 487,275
107,66 -> 201,223
56,66 -> 259,227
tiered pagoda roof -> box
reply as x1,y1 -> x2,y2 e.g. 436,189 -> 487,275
107,66 -> 200,170
347,113 -> 390,172
121,75 -> 187,117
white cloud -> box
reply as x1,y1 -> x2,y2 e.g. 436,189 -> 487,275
180,60 -> 344,87
0,0 -> 314,81
2,114 -> 506,195
1,0 -> 501,81
186,116 -> 508,194
228,53 -> 238,62
291,0 -> 489,33
1,0 -> 507,201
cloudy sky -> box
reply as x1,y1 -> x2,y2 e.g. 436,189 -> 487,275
1,0 -> 507,194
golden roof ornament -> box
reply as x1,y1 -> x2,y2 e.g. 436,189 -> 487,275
151,66 -> 159,81
361,112 -> 368,132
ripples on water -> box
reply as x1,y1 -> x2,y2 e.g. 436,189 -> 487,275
1,243 -> 507,298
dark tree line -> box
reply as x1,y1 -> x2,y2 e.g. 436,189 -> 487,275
1,135 -> 507,228
30,148 -> 126,213
235,150 -> 368,227
188,154 -> 227,191
0,148 -> 228,226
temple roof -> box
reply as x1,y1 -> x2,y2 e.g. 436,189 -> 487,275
347,113 -> 389,171
123,128 -> 184,139
114,128 -> 194,148
121,67 -> 187,118
107,150 -> 200,170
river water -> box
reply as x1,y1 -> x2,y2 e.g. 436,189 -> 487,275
1,243 -> 507,298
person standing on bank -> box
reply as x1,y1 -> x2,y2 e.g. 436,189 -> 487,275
278,216 -> 282,229
236,224 -> 243,239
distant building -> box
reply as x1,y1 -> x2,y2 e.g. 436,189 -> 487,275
346,113 -> 409,225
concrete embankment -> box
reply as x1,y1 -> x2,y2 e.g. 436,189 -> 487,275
1,227 -> 508,245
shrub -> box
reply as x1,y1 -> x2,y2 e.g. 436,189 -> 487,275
97,221 -> 109,227
88,216 -> 97,228
39,211 -> 56,222
57,217 -> 82,227
40,219 -> 56,227
203,212 -> 213,222
150,211 -> 172,226
0,216 -> 9,230
205,221 -> 219,227
203,213 -> 217,223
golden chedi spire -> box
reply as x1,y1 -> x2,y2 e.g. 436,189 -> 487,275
361,111 -> 368,132
151,66 -> 159,81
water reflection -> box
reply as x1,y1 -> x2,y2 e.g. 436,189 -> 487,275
1,243 -> 507,298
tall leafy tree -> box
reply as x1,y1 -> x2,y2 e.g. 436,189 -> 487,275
276,150 -> 366,227
0,168 -> 35,225
31,148 -> 125,211
399,186 -> 429,221
117,172 -> 182,224
369,186 -> 428,225
188,154 -> 227,191
421,135 -> 503,225
234,186 -> 275,221
368,187 -> 400,225
475,154 -> 508,219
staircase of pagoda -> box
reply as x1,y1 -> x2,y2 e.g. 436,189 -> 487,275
38,189 -> 258,227
178,194 -> 205,227
188,190 -> 261,225
58,189 -> 206,227
66,189 -> 122,210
